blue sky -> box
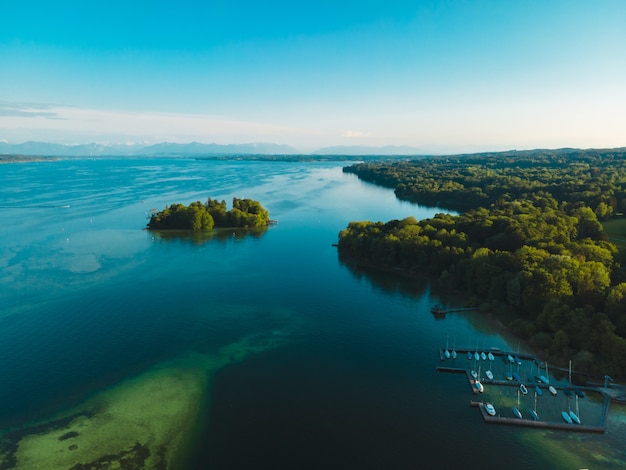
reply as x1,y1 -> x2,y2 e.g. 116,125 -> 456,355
1,0 -> 625,152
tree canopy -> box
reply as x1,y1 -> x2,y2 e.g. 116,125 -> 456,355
339,149 -> 626,376
147,197 -> 270,230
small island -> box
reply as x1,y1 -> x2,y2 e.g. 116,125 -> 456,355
147,197 -> 271,230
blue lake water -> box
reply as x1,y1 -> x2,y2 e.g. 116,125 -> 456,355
0,158 -> 624,469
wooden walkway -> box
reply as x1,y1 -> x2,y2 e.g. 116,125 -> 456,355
473,400 -> 609,433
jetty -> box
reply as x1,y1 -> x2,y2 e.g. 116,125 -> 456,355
473,400 -> 609,433
431,305 -> 479,317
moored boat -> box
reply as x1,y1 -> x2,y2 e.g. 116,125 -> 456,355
487,352 -> 495,361
485,403 -> 496,416
561,411 -> 573,424
569,410 -> 581,424
485,370 -> 493,380
512,390 -> 522,418
512,372 -> 522,382
529,409 -> 539,421
535,385 -> 543,396
520,383 -> 528,395
549,385 -> 557,396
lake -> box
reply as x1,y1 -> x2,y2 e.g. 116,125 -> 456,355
0,158 -> 624,469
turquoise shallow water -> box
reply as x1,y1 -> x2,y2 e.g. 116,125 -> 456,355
0,158 -> 624,469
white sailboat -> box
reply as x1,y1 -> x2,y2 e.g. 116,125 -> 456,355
567,360 -> 581,424
529,391 -> 539,420
538,361 -> 550,385
512,390 -> 522,419
474,366 -> 484,393
569,395 -> 581,424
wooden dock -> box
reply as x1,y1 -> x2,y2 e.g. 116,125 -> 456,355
474,401 -> 608,433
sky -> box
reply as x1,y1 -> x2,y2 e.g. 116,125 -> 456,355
1,0 -> 625,153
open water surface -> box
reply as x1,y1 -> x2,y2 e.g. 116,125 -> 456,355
0,158 -> 624,469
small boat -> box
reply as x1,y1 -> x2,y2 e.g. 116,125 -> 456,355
474,366 -> 484,393
535,385 -> 543,396
444,336 -> 451,359
471,370 -> 478,379
480,351 -> 487,361
573,388 -> 585,398
515,356 -> 522,366
538,362 -> 550,385
474,351 -> 480,361
563,388 -> 574,398
569,410 -> 581,424
487,352 -> 495,361
529,391 -> 539,420
485,370 -> 493,380
533,375 -> 542,383
561,411 -> 573,424
507,354 -> 514,363
485,403 -> 496,416
520,383 -> 528,395
512,391 -> 522,419
451,338 -> 457,359
512,372 -> 522,382
467,351 -> 473,360
549,386 -> 557,396
570,395 -> 581,424
431,304 -> 446,316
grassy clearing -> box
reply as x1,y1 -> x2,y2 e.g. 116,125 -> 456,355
602,217 -> 626,247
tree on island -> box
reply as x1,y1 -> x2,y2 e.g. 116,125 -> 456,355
147,197 -> 270,230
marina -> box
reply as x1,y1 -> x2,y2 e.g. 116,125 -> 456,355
437,346 -> 614,433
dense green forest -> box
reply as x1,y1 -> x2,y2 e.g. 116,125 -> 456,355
339,149 -> 626,376
147,197 -> 270,230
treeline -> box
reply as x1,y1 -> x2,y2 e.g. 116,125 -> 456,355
339,150 -> 626,376
344,148 -> 626,217
147,197 -> 270,230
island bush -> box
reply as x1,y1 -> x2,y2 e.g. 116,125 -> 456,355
148,197 -> 270,230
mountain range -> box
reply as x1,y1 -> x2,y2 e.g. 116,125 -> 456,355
0,141 -> 424,157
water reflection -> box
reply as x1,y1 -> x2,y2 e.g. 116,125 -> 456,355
149,227 -> 269,245
338,253 -> 429,299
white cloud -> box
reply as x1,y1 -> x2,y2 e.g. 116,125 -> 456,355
341,129 -> 370,138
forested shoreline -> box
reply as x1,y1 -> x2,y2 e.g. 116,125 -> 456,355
339,149 -> 626,377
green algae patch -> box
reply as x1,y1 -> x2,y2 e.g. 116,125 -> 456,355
0,330 -> 290,469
